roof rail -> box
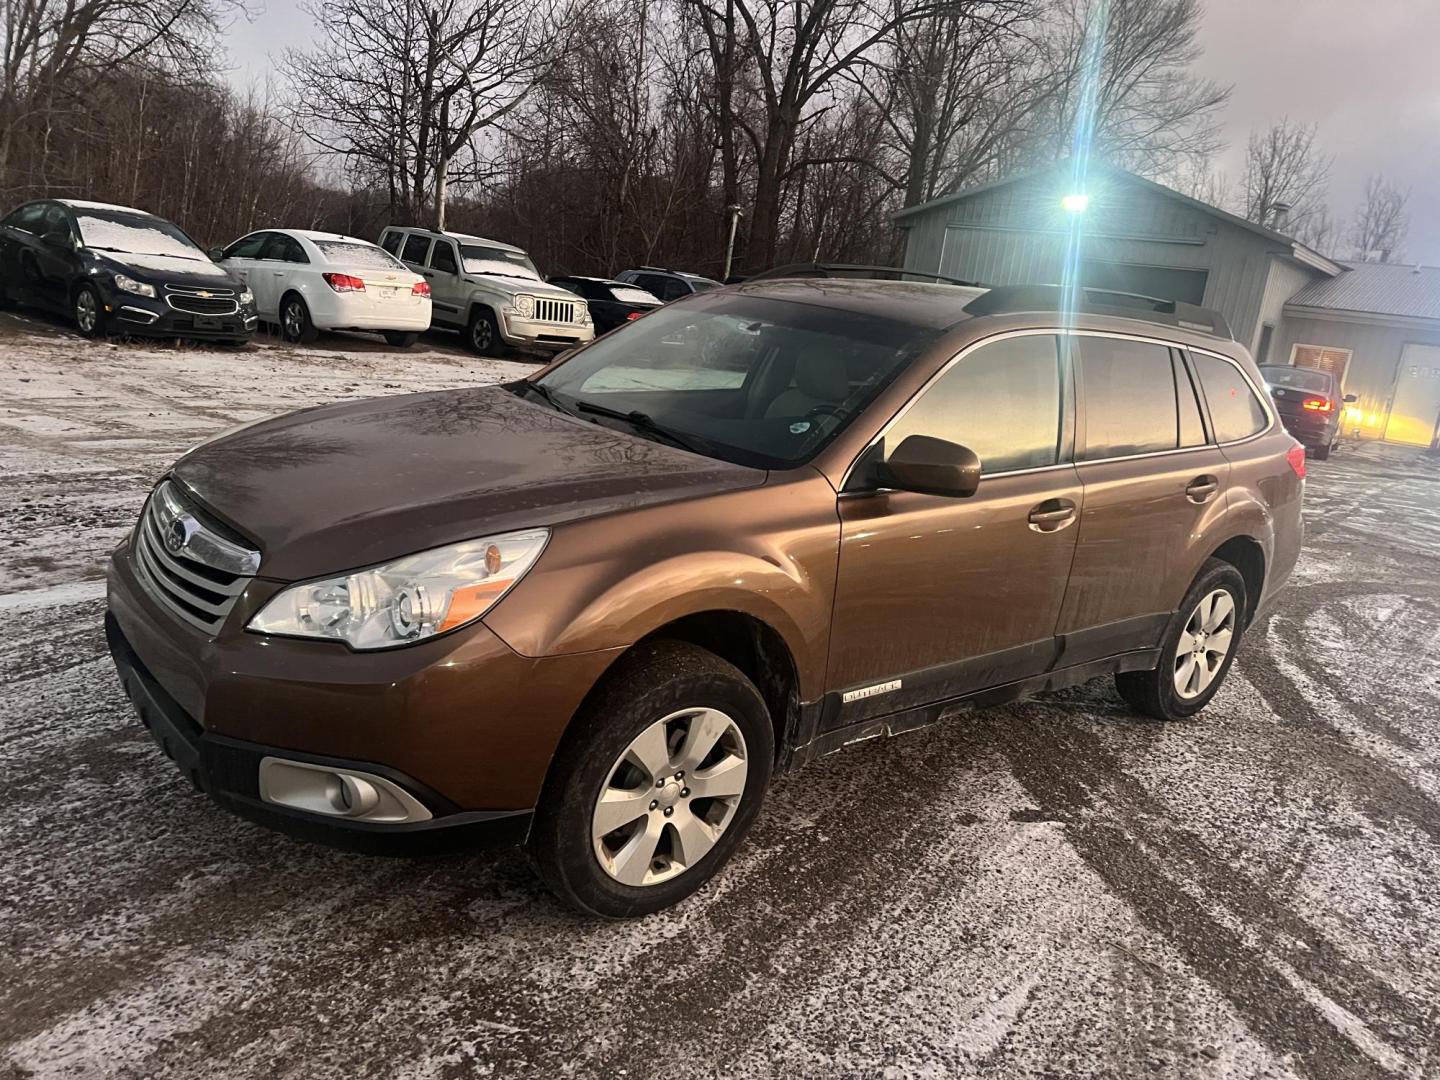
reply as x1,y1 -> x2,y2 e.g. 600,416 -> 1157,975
750,262 -> 985,287
963,285 -> 1232,340
637,264 -> 673,273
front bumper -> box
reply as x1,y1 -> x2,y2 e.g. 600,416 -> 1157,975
108,290 -> 258,341
107,612 -> 531,854
499,311 -> 594,350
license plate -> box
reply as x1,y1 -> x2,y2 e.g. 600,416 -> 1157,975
195,315 -> 221,330
378,287 -> 399,299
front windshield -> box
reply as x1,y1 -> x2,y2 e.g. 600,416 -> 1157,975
461,245 -> 540,279
1260,366 -> 1331,393
75,210 -> 203,259
531,293 -> 938,468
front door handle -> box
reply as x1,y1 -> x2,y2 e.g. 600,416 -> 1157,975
1186,475 -> 1220,503
1028,498 -> 1077,532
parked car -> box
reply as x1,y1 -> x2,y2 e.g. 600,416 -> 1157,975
615,266 -> 720,302
548,275 -> 662,332
379,226 -> 593,355
0,199 -> 256,344
106,279 -> 1304,917
1258,363 -> 1355,459
212,229 -> 431,347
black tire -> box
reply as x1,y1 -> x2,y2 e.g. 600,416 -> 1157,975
1115,558 -> 1248,721
466,306 -> 507,356
279,292 -> 318,344
1311,442 -> 1331,461
73,283 -> 107,339
383,330 -> 419,348
528,640 -> 774,918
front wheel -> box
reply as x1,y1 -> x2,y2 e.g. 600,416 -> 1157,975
73,284 -> 106,339
279,293 -> 318,344
1115,559 -> 1247,720
466,307 -> 507,356
528,641 -> 774,917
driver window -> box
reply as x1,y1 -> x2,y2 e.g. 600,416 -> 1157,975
42,205 -> 72,240
224,234 -> 268,259
882,335 -> 1064,476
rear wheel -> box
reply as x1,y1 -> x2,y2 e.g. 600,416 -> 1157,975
528,640 -> 774,917
73,284 -> 106,339
383,330 -> 419,348
1115,559 -> 1247,720
466,306 -> 507,356
279,293 -> 318,344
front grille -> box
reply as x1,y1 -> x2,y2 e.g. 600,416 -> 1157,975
166,294 -> 240,316
533,297 -> 577,324
131,482 -> 258,634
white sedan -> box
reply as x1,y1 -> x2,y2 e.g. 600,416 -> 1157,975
212,229 -> 432,346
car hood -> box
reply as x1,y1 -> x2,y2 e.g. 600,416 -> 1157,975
92,250 -> 240,288
471,274 -> 580,301
171,385 -> 766,581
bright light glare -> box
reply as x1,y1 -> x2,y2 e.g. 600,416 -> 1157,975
1062,193 -> 1090,213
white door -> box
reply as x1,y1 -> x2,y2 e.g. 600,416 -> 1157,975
1386,344 -> 1440,447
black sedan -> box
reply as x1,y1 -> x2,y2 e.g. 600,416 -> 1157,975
0,199 -> 257,344
548,275 -> 661,333
1258,364 -> 1356,460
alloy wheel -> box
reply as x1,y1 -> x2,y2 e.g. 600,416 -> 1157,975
75,290 -> 97,334
591,707 -> 749,887
1174,588 -> 1236,699
283,301 -> 304,340
471,317 -> 493,352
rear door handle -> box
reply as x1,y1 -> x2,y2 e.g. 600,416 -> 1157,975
1028,498 -> 1077,532
1186,475 -> 1220,503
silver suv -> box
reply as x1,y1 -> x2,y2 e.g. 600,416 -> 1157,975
380,227 -> 594,355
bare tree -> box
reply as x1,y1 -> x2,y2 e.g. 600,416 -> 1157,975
284,0 -> 569,228
1036,0 -> 1229,178
1243,117 -> 1330,237
1348,172 -> 1409,263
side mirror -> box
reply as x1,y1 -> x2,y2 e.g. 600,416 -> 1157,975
1343,393 -> 1357,403
208,248 -> 226,262
877,435 -> 981,498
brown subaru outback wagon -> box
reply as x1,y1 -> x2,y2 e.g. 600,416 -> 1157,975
106,278 -> 1305,916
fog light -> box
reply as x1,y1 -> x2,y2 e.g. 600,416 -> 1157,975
258,757 -> 433,823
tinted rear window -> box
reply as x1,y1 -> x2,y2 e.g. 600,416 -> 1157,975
1197,354 -> 1270,442
1260,366 -> 1332,393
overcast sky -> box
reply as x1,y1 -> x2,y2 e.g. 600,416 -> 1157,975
223,0 -> 1440,264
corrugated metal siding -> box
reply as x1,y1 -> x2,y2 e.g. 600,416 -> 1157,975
902,170 -> 1290,347
1252,259 -> 1322,358
1272,315 -> 1440,439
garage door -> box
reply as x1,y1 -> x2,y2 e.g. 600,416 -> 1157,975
1385,344 -> 1440,447
1081,260 -> 1209,305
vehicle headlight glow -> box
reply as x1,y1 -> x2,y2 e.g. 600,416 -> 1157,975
513,294 -> 536,318
239,288 -> 254,306
114,272 -> 156,298
248,529 -> 549,650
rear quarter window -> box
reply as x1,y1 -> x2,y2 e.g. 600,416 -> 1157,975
1195,354 -> 1270,442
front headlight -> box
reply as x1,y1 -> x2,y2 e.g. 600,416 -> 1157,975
576,303 -> 592,326
248,529 -> 548,650
239,288 -> 254,306
513,294 -> 535,319
114,273 -> 156,298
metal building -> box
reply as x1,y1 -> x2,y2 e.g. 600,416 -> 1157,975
897,163 -> 1440,446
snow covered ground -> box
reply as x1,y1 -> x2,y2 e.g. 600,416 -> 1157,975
2,312 -> 1439,1079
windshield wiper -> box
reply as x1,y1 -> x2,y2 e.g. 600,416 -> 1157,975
573,400 -> 706,454
520,381 -> 573,416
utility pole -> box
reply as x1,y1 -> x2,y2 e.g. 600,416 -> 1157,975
722,204 -> 743,280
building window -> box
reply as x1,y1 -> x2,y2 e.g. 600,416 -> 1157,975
1291,343 -> 1353,386
1256,323 -> 1274,364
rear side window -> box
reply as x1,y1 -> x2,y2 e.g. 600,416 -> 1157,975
402,234 -> 432,265
260,234 -> 308,263
1077,337 -> 1178,460
224,233 -> 268,259
1196,354 -> 1270,442
379,231 -> 402,255
886,335 -> 1064,474
430,241 -> 458,274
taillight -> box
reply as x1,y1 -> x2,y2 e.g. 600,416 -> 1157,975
323,273 -> 366,293
625,311 -> 644,321
1286,444 -> 1307,478
1302,396 -> 1334,412
412,281 -> 431,297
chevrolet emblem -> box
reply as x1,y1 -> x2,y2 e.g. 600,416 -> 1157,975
196,290 -> 212,298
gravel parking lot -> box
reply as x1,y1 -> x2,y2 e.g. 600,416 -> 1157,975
2,312 -> 1439,1080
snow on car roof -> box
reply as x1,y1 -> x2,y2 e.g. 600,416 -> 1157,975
283,229 -> 377,245
58,199 -> 151,215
